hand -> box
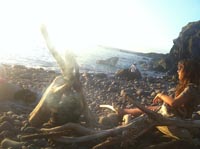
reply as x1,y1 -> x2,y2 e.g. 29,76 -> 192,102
153,93 -> 163,104
116,108 -> 125,121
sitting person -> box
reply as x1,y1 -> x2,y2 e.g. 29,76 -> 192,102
119,59 -> 200,140
120,59 -> 200,118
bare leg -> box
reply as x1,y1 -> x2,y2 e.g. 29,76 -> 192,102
121,105 -> 160,117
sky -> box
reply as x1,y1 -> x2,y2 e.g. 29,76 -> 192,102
0,0 -> 200,54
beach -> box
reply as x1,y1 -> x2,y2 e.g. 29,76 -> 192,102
0,64 -> 180,148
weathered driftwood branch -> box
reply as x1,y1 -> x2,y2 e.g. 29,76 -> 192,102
20,131 -> 68,141
27,90 -> 200,144
78,89 -> 98,127
21,123 -> 95,141
145,140 -> 180,149
42,25 -> 96,127
92,137 -> 121,149
29,25 -> 97,128
92,122 -> 156,149
52,115 -> 149,144
29,76 -> 71,127
40,122 -> 95,135
132,122 -> 157,140
41,25 -> 73,81
99,104 -> 117,113
25,99 -> 200,144
43,98 -> 200,144
125,95 -> 200,128
22,114 -> 149,142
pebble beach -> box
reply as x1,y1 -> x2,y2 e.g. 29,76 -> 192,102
0,64 -> 178,149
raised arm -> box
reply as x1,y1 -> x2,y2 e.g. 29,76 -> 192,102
153,86 -> 192,107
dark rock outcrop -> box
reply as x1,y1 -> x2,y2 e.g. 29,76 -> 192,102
115,68 -> 142,80
170,21 -> 200,60
166,20 -> 200,73
145,20 -> 200,74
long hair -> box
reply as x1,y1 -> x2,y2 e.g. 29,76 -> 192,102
175,59 -> 200,96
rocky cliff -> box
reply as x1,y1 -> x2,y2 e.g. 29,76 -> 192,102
148,20 -> 200,74
166,20 -> 200,73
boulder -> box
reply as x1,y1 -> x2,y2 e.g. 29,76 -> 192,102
0,80 -> 21,101
166,20 -> 200,73
96,57 -> 119,66
115,68 -> 142,80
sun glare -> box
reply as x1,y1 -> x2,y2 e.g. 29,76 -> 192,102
0,0 -> 191,54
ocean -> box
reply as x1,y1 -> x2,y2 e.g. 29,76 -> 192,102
0,46 -> 163,77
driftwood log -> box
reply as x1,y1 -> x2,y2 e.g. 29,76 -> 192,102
23,94 -> 200,147
29,25 -> 96,127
